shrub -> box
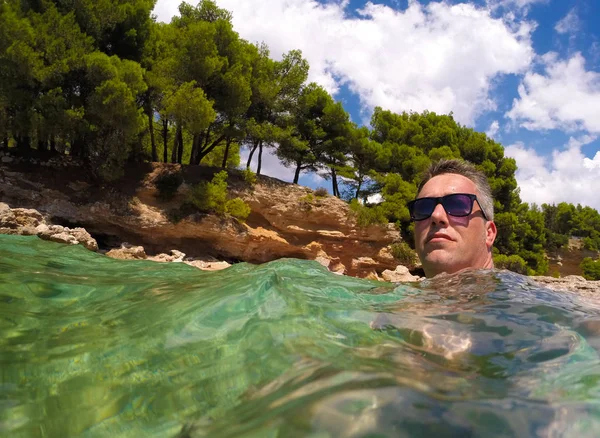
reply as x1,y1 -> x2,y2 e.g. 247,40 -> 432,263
390,242 -> 417,266
242,168 -> 257,187
155,171 -> 183,200
225,198 -> 251,222
299,193 -> 315,211
187,170 -> 251,221
494,254 -> 530,275
187,171 -> 228,214
581,258 -> 600,281
583,237 -> 600,252
314,187 -> 328,197
349,199 -> 388,227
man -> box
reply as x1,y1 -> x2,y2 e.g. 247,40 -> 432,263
408,159 -> 497,278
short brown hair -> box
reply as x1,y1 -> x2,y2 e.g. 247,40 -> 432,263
418,159 -> 494,221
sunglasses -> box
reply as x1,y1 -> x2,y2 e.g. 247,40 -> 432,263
407,193 -> 488,221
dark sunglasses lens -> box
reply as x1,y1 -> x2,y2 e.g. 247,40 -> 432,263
443,194 -> 473,216
411,198 -> 437,220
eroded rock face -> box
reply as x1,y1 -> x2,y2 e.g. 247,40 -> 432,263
0,162 -> 408,278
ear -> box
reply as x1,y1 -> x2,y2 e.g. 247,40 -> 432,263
485,220 -> 497,249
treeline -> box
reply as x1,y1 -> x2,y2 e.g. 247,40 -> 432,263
0,0 -> 598,275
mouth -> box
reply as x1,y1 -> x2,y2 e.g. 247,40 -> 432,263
426,233 -> 453,243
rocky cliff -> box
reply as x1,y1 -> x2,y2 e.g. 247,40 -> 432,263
0,158 -> 417,279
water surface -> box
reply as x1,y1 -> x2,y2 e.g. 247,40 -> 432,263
2,234 -> 600,437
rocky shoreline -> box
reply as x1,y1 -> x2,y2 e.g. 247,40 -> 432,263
0,202 -> 234,272
2,201 -> 599,295
1,158 -> 599,294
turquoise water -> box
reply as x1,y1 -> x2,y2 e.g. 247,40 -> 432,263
2,235 -> 600,437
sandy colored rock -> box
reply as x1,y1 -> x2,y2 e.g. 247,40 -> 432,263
532,275 -> 600,298
381,265 -> 421,282
184,260 -> 231,271
67,227 -> 99,251
47,232 -> 79,245
364,271 -> 382,281
106,244 -> 147,260
351,257 -> 379,269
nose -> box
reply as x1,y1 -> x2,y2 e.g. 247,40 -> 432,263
429,202 -> 448,225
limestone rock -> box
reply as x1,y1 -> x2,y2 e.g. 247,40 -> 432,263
381,265 -> 421,282
351,257 -> 378,269
47,232 -> 79,245
184,260 -> 231,271
532,275 -> 600,298
69,227 -> 99,252
106,243 -> 147,260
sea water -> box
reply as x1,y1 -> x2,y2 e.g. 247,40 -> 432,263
2,234 -> 600,437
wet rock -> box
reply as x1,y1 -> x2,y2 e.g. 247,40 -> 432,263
184,259 -> 231,271
381,265 -> 421,282
47,231 -> 79,245
68,227 -> 99,252
533,275 -> 600,298
106,243 -> 147,260
148,249 -> 186,263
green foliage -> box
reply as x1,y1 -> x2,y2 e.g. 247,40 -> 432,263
154,171 -> 183,200
349,199 -> 388,227
581,258 -> 600,281
187,170 -> 250,221
390,242 -> 417,266
494,254 -> 530,275
241,168 -> 257,186
188,170 -> 228,214
225,197 -> 251,222
2,0 -> 599,276
314,187 -> 328,197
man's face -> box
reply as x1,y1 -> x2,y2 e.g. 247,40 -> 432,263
413,173 -> 497,278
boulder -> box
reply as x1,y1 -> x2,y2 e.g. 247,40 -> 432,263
47,232 -> 79,246
106,243 -> 147,260
381,265 -> 421,282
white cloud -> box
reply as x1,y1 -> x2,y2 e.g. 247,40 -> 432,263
505,136 -> 600,210
487,0 -> 548,15
506,52 -> 600,133
555,8 -> 580,35
486,120 -> 500,138
153,0 -> 534,125
240,147 -> 293,183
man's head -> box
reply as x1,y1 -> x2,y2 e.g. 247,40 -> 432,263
410,159 -> 497,278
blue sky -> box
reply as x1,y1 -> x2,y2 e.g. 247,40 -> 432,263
153,0 -> 600,209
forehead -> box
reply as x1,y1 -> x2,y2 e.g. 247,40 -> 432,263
418,173 -> 478,198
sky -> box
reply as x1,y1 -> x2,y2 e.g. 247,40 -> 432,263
152,0 -> 600,210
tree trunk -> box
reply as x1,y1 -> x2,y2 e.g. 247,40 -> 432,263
17,135 -> 31,150
176,124 -> 184,164
147,102 -> 157,162
37,138 -> 46,152
257,141 -> 263,175
330,167 -> 339,197
171,124 -> 179,163
196,133 -> 227,165
162,119 -> 168,163
191,125 -> 211,165
246,139 -> 259,169
189,133 -> 201,165
50,136 -> 56,153
354,178 -> 363,200
71,137 -> 84,157
1,135 -> 8,150
221,137 -> 232,168
293,161 -> 302,184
